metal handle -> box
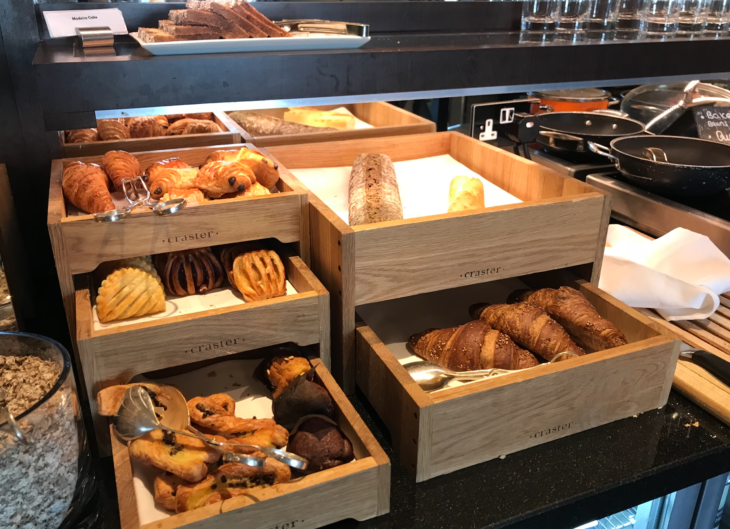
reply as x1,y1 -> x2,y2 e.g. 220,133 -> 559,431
222,452 -> 274,467
607,97 -> 621,107
538,130 -> 585,142
587,141 -> 618,162
450,368 -> 512,379
682,350 -> 730,387
153,198 -> 186,216
538,105 -> 554,112
642,147 -> 668,163
591,109 -> 629,118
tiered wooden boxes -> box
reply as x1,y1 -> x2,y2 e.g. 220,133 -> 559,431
59,111 -> 242,157
266,131 -> 680,481
225,102 -> 435,147
47,143 -> 390,528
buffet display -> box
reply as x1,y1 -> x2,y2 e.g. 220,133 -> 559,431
266,131 -> 613,391
226,102 -> 435,147
59,112 -> 241,157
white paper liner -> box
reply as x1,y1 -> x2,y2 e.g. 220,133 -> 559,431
355,278 -> 531,391
93,281 -> 298,331
290,154 -> 522,226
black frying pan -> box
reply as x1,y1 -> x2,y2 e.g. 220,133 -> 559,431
536,111 -> 647,160
588,135 -> 730,196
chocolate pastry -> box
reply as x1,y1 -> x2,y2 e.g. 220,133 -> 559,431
272,373 -> 334,430
128,429 -> 220,482
194,160 -> 256,198
155,248 -> 225,296
287,417 -> 354,472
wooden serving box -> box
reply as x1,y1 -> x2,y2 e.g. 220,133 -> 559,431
58,111 -> 242,157
111,357 -> 390,529
266,132 -> 613,392
356,279 -> 680,482
226,102 -> 436,147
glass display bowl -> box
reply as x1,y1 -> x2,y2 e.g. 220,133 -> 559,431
0,332 -> 94,529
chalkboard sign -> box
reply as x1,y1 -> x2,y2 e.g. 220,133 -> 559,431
693,105 -> 730,144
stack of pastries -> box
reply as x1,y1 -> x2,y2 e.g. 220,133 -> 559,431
61,147 -> 280,214
99,349 -> 353,514
64,113 -> 222,145
408,286 -> 628,373
95,243 -> 288,323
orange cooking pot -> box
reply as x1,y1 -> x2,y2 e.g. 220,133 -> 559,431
529,88 -> 617,113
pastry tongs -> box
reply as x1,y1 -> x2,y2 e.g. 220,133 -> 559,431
275,19 -> 369,37
94,176 -> 186,223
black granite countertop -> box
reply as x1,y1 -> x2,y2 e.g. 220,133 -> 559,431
87,390 -> 730,529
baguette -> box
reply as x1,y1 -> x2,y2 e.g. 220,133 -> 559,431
348,153 -> 403,226
448,176 -> 485,213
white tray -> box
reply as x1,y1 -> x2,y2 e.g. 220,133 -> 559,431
131,32 -> 371,56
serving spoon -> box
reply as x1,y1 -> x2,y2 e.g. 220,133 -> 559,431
406,351 -> 581,392
113,386 -> 307,469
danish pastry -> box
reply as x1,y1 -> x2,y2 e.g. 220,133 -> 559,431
129,115 -> 167,138
220,247 -> 287,302
144,157 -> 191,183
148,168 -> 199,200
154,473 -> 186,511
62,162 -> 114,214
155,248 -> 225,296
101,150 -> 141,191
96,382 -> 173,416
97,119 -> 130,141
218,182 -> 271,200
187,394 -> 287,440
66,128 -> 99,144
194,161 -> 256,198
96,263 -> 166,323
128,429 -> 220,482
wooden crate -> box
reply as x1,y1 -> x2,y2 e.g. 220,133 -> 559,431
226,102 -> 436,147
58,111 -> 242,157
266,131 -> 613,392
111,357 -> 390,529
356,280 -> 680,482
47,143 -> 310,336
77,246 -> 329,453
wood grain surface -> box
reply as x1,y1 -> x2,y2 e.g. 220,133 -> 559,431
356,280 -> 679,481
60,111 -> 241,157
112,359 -> 390,529
268,132 -> 611,392
227,102 -> 435,147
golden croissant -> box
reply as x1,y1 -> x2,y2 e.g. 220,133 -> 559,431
144,157 -> 191,183
148,168 -> 199,200
97,119 -> 129,141
205,148 -> 280,189
101,150 -> 141,191
167,118 -> 221,135
128,115 -> 167,138
66,128 -> 99,144
96,263 -> 166,323
62,162 -> 114,214
162,187 -> 206,204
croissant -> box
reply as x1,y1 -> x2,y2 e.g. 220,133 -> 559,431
97,119 -> 130,141
129,115 -> 167,138
128,429 -> 220,482
66,128 -> 99,144
218,182 -> 271,200
148,168 -> 199,200
194,161 -> 256,198
96,264 -> 166,322
144,157 -> 191,183
162,188 -> 207,204
62,162 -> 114,214
219,246 -> 286,302
205,150 -> 238,164
184,112 -> 214,121
167,118 -> 221,136
408,320 -> 539,372
154,248 -> 225,296
233,148 -> 280,188
514,287 -> 628,351
101,150 -> 141,191
471,302 -> 585,362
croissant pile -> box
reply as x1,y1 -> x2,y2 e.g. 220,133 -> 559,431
408,286 -> 628,377
102,348 -> 353,514
61,147 -> 280,214
65,113 -> 223,144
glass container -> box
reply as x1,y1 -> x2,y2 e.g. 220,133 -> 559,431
0,332 -> 94,529
639,0 -> 681,36
678,0 -> 709,33
558,0 -> 594,31
522,0 -> 561,32
705,0 -> 730,33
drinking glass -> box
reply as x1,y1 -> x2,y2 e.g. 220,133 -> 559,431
558,0 -> 594,31
705,0 -> 730,33
677,0 -> 709,33
588,0 -> 620,29
616,0 -> 642,36
640,0 -> 681,36
522,0 -> 560,32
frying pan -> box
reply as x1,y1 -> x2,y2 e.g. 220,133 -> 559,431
536,111 -> 647,160
588,135 -> 730,196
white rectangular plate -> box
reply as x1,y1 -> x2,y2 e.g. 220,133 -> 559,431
131,32 -> 371,56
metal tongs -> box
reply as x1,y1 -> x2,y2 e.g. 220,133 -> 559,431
94,176 -> 187,223
275,19 -> 369,37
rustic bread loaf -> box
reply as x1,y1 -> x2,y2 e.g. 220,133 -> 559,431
348,153 -> 404,226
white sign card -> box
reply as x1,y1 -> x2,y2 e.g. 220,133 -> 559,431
43,9 -> 128,38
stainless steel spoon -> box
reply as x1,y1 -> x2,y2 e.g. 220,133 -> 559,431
0,407 -> 29,445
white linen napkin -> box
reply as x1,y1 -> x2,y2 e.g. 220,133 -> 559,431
598,225 -> 730,321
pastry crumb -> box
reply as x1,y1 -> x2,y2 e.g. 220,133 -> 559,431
499,455 -> 506,459
693,421 -> 699,427
207,371 -> 217,378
